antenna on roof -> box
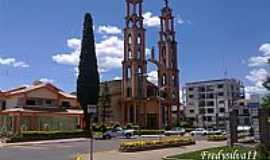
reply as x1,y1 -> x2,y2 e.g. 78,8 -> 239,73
222,55 -> 228,78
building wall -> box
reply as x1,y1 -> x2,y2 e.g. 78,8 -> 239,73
6,95 -> 24,108
27,88 -> 58,99
184,79 -> 245,129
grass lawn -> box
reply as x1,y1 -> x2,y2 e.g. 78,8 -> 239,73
164,146 -> 264,160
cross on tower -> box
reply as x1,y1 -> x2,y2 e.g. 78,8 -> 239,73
165,0 -> 169,7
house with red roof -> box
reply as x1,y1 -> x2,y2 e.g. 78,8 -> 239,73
0,81 -> 84,135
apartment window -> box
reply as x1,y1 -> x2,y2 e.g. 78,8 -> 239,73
189,95 -> 194,99
244,118 -> 250,125
217,84 -> 224,89
207,117 -> 212,122
218,92 -> 224,96
208,108 -> 214,113
26,100 -> 36,106
199,101 -> 206,107
207,101 -> 214,106
199,94 -> 205,99
220,108 -> 225,113
219,100 -> 225,104
206,85 -> 214,92
198,87 -> 205,92
239,102 -> 245,106
188,87 -> 194,91
243,109 -> 249,115
206,93 -> 214,99
190,109 -> 194,113
199,108 -> 205,114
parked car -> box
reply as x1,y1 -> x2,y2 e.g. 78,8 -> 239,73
102,127 -> 135,139
164,127 -> 186,136
190,128 -> 208,136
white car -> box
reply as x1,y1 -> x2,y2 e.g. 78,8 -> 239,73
103,127 -> 135,139
190,128 -> 208,136
164,127 -> 186,136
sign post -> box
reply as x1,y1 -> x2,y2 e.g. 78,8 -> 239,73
87,105 -> 97,160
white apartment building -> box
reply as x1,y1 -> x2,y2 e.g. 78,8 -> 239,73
184,79 -> 245,129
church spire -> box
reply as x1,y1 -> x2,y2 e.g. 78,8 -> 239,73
165,0 -> 169,7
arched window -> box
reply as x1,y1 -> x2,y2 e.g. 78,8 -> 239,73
128,49 -> 132,59
127,67 -> 131,79
162,75 -> 166,86
137,35 -> 141,44
128,34 -> 132,45
137,49 -> 141,59
138,67 -> 142,73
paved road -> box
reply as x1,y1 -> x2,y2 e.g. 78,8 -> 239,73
0,136 -> 207,160
0,139 -> 123,160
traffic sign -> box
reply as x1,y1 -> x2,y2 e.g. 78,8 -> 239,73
87,104 -> 97,114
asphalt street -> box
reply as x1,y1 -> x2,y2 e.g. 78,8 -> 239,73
0,136 -> 206,160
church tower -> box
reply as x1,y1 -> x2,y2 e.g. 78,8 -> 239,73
122,0 -> 147,125
158,0 -> 180,126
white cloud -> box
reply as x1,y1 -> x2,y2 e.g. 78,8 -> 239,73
259,43 -> 270,56
39,78 -> 54,84
98,25 -> 122,35
176,15 -> 185,25
53,36 -> 124,73
143,12 -> 160,28
113,76 -> 122,80
246,43 -> 270,96
0,56 -> 29,68
147,70 -> 158,85
248,43 -> 270,67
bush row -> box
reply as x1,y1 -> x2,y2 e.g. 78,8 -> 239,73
207,135 -> 227,141
119,136 -> 195,152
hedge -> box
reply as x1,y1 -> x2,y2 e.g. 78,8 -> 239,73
6,130 -> 89,143
207,135 -> 227,141
134,130 -> 164,135
119,136 -> 195,152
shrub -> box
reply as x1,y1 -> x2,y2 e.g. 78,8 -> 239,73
134,129 -> 164,135
6,130 -> 89,143
119,136 -> 195,152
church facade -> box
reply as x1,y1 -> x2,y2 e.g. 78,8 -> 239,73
101,0 -> 181,129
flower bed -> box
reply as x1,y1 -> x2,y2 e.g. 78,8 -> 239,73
207,134 -> 227,141
119,136 -> 195,152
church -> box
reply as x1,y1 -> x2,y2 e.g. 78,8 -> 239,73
99,0 -> 182,129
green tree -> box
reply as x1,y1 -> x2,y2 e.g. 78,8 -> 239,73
98,82 -> 111,125
77,13 -> 100,131
262,59 -> 270,108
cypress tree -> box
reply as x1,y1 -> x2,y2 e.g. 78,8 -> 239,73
77,13 -> 100,131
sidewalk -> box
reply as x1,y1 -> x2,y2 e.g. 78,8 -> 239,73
0,138 -> 89,148
83,141 -> 226,160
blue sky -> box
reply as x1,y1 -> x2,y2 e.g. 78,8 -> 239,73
0,0 -> 270,96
